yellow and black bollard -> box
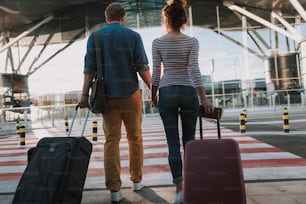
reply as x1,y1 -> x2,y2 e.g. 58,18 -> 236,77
283,107 -> 290,133
16,120 -> 20,135
92,121 -> 98,141
240,113 -> 246,133
64,118 -> 69,132
20,125 -> 26,145
243,109 -> 247,123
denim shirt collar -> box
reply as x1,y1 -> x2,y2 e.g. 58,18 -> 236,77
106,23 -> 122,27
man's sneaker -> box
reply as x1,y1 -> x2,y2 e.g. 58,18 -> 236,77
132,182 -> 145,191
173,191 -> 183,204
110,190 -> 124,202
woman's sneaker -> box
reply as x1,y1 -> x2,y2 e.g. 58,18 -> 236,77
110,190 -> 124,202
173,191 -> 183,204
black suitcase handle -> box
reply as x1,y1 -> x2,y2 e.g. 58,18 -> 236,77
68,105 -> 90,137
199,107 -> 221,139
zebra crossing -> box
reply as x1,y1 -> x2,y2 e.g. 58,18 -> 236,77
1,115 -> 306,192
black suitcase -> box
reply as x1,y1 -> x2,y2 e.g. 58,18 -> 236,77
184,106 -> 246,204
13,105 -> 92,204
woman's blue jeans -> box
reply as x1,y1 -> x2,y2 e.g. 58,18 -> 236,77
158,85 -> 199,184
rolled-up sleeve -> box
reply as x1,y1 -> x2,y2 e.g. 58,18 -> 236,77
84,33 -> 97,74
134,33 -> 149,72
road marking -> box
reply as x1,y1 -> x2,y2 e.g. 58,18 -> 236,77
1,116 -> 306,192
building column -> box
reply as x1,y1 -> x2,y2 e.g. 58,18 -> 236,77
299,39 -> 306,93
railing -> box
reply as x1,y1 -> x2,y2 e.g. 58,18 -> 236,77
0,89 -> 305,134
0,104 -> 104,136
206,89 -> 305,110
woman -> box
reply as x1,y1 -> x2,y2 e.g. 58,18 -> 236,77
151,0 -> 214,203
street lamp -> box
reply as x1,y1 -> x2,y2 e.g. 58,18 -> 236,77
211,59 -> 215,106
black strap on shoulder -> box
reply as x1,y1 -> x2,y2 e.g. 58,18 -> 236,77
94,32 -> 103,78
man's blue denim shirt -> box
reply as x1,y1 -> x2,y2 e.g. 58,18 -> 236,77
84,23 -> 149,97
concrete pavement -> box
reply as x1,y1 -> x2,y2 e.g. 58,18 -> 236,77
1,180 -> 306,203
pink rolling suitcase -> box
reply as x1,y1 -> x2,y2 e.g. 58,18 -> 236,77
184,106 -> 246,204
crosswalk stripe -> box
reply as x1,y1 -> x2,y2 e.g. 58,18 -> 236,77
1,116 -> 306,184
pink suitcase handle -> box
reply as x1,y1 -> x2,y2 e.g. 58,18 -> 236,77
198,106 -> 222,139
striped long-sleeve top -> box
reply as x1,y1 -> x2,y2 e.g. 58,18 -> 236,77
151,35 -> 203,89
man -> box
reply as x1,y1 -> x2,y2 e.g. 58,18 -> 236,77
79,2 -> 151,202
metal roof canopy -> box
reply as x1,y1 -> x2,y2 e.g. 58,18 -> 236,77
1,0 -> 306,44
1,0 -> 306,86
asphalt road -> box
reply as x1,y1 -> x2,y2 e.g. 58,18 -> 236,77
219,106 -> 306,158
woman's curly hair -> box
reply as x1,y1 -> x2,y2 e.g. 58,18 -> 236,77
163,0 -> 187,31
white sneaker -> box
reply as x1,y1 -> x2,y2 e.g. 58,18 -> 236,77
173,191 -> 183,204
132,182 -> 145,191
110,190 -> 124,202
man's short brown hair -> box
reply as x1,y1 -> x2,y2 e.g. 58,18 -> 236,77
105,3 -> 126,21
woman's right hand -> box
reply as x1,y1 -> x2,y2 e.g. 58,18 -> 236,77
200,99 -> 214,114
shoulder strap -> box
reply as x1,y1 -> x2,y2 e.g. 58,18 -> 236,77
94,31 -> 103,77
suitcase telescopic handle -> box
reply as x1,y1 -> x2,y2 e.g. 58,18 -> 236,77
199,115 -> 203,139
216,108 -> 221,138
199,107 -> 221,139
68,105 -> 90,137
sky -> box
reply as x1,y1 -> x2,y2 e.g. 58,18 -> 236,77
1,25 -> 305,95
